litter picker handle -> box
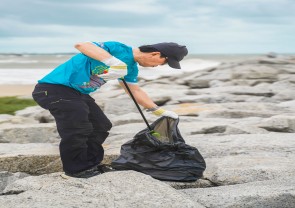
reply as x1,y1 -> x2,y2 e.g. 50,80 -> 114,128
122,79 -> 152,131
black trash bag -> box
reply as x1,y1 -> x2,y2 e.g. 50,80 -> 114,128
111,117 -> 206,182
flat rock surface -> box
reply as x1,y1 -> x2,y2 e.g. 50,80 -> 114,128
0,171 -> 203,208
181,177 -> 295,208
1,55 -> 295,207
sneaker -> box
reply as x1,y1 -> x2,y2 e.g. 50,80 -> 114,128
96,164 -> 116,173
65,166 -> 102,178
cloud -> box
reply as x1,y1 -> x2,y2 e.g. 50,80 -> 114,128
0,0 -> 294,53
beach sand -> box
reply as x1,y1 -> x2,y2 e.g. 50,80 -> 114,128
0,85 -> 34,97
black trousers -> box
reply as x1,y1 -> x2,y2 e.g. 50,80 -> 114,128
32,83 -> 112,174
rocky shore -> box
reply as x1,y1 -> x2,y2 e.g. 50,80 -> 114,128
1,54 -> 295,207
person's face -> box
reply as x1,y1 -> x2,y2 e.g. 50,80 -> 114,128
138,52 -> 167,67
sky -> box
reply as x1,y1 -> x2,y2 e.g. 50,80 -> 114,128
0,0 -> 294,54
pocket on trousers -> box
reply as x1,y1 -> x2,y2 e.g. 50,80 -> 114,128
49,99 -> 72,105
32,90 -> 50,109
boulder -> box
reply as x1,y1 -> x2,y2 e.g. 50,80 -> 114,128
198,109 -> 276,119
0,171 -> 201,208
15,106 -> 55,123
185,133 -> 295,185
0,143 -> 121,175
0,123 -> 59,143
181,177 -> 295,208
0,114 -> 37,125
257,115 -> 295,133
0,172 -> 29,193
231,65 -> 278,80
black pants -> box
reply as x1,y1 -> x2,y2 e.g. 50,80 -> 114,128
32,83 -> 112,174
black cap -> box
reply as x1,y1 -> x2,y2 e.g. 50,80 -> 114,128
149,42 -> 188,69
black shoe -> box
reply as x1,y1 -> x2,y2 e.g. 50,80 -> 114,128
65,166 -> 102,178
96,164 -> 115,173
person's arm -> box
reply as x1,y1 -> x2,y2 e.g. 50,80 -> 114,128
75,42 -> 127,81
75,42 -> 111,61
119,82 -> 178,119
119,82 -> 156,109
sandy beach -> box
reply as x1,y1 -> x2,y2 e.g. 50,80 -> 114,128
0,85 -> 34,97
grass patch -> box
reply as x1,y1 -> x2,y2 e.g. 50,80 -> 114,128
0,96 -> 37,115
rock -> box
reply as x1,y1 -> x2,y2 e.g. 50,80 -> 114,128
277,65 -> 295,74
0,123 -> 59,143
0,114 -> 37,125
278,74 -> 295,82
108,113 -> 148,126
179,122 -> 267,135
186,79 -> 211,89
184,133 -> 295,185
231,65 -> 278,80
165,179 -> 214,189
1,56 -> 295,207
15,106 -> 55,123
0,115 -> 14,124
138,83 -> 188,104
257,115 -> 295,133
169,103 -> 215,116
0,143 -> 121,175
0,171 -> 202,208
277,100 -> 295,110
218,102 -> 285,112
181,177 -> 295,208
187,86 -> 274,97
224,125 -> 269,134
0,172 -> 29,193
198,109 -> 276,119
209,80 -> 232,87
0,143 -> 61,175
259,58 -> 295,64
109,123 -> 146,137
266,52 -> 277,58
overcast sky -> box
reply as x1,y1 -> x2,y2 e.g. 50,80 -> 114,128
0,0 -> 294,54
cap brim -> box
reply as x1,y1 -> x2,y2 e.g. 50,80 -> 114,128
167,58 -> 181,69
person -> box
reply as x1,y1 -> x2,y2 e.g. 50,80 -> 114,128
32,41 -> 188,178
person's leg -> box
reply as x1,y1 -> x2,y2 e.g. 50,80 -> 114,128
84,96 -> 112,165
49,97 -> 97,174
32,84 -> 91,173
33,84 -> 111,176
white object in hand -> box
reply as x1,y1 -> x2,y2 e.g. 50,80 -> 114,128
151,107 -> 179,119
100,56 -> 127,81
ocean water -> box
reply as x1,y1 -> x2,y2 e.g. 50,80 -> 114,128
0,54 -> 265,84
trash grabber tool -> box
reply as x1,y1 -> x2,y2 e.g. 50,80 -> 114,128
121,78 -> 160,138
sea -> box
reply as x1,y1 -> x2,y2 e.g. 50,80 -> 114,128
0,53 -> 271,85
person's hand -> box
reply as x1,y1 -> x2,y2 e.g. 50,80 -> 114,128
100,56 -> 127,81
149,107 -> 179,119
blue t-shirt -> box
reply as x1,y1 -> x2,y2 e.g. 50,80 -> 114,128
38,41 -> 138,94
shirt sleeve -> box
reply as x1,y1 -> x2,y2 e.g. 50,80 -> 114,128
93,41 -> 139,84
123,63 -> 138,84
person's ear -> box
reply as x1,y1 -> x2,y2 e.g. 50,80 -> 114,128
150,52 -> 161,56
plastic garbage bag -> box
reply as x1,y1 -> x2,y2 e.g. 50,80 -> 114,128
111,117 -> 206,182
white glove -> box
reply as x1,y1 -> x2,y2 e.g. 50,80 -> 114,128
99,56 -> 127,81
149,107 -> 179,119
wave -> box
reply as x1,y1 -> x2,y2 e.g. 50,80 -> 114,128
0,58 -> 220,84
0,60 -> 39,63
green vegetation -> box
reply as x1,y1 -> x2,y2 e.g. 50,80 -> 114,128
0,96 -> 37,115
